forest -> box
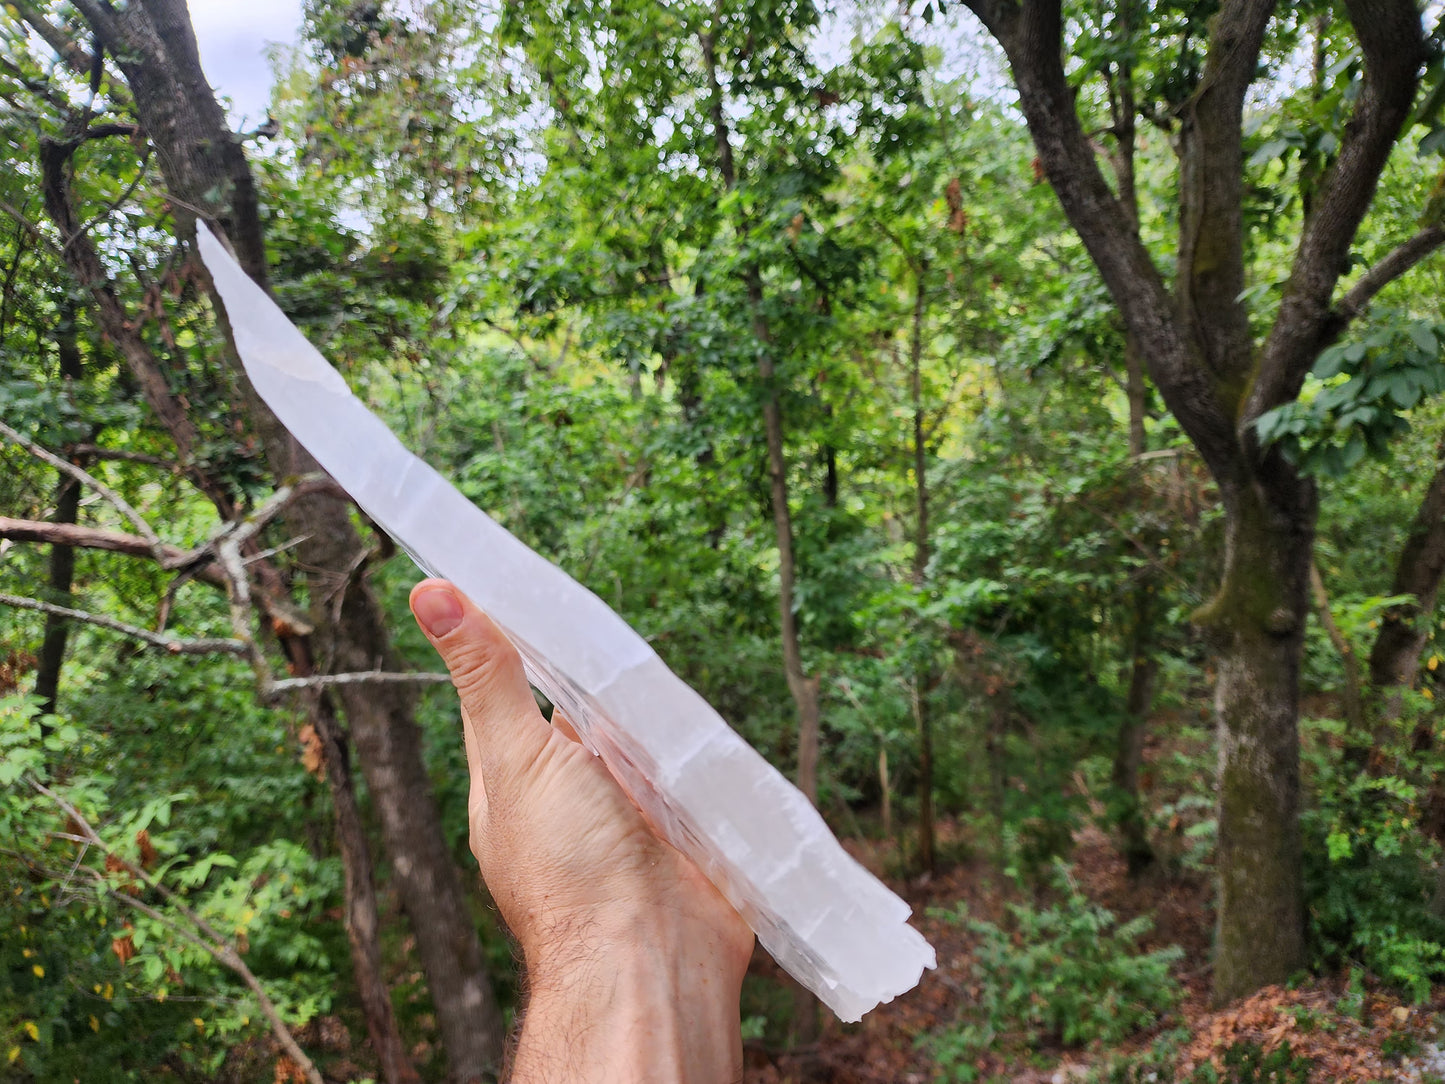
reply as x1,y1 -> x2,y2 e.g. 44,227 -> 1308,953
4,0 -> 1445,1080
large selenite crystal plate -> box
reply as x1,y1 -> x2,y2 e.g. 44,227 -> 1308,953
197,222 -> 935,1021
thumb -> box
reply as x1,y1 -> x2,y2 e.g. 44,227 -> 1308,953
409,579 -> 551,787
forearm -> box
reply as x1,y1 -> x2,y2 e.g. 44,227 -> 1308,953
511,914 -> 745,1083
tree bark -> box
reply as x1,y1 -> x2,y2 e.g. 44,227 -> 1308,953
909,269 -> 936,875
40,3 -> 506,1075
1367,443 -> 1445,690
34,299 -> 84,726
1202,483 -> 1313,1002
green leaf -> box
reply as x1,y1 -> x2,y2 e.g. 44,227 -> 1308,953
1407,322 -> 1438,355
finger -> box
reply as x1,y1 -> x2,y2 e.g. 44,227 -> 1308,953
410,579 -> 551,787
551,708 -> 582,745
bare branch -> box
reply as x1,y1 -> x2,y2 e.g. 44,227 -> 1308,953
1334,225 -> 1445,327
266,671 -> 453,695
0,418 -> 165,561
0,592 -> 247,655
70,444 -> 180,470
0,515 -> 226,585
7,1 -> 96,73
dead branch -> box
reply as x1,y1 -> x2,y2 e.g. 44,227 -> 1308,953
266,671 -> 453,695
0,592 -> 247,655
0,419 -> 165,562
0,515 -> 222,583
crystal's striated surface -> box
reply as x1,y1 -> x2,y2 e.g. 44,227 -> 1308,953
198,222 -> 936,1020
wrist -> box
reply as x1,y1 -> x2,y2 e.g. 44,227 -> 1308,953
515,909 -> 747,1083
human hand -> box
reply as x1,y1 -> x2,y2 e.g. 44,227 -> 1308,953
410,579 -> 753,1083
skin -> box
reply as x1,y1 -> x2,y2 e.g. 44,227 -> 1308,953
410,579 -> 754,1083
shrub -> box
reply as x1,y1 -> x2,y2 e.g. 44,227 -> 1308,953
930,862 -> 1182,1078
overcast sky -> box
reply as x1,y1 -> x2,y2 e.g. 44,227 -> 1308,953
188,0 -> 304,123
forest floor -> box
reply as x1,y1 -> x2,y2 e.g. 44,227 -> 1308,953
740,822 -> 1445,1083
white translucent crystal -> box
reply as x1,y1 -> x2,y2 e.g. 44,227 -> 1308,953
197,222 -> 936,1020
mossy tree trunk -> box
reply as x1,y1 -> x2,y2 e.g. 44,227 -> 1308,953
1202,483 -> 1313,1000
959,0 -> 1428,1004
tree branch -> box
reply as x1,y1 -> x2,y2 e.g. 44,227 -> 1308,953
70,443 -> 181,470
1333,224 -> 1445,328
0,515 -> 220,580
7,1 -> 96,73
266,671 -> 454,695
1250,0 -> 1427,423
0,418 -> 166,562
1173,0 -> 1276,393
961,0 -> 1239,486
0,592 -> 246,655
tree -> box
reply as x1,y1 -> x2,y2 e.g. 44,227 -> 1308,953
4,1 -> 506,1076
954,0 -> 1440,1001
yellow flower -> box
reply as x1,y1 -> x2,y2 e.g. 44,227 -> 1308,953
23,1022 -> 37,1041
31,965 -> 43,978
89,1016 -> 99,1033
7,1046 -> 19,1064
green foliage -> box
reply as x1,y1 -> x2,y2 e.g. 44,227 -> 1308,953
929,862 -> 1182,1077
1255,314 -> 1445,478
1185,1041 -> 1314,1084
1302,711 -> 1445,1003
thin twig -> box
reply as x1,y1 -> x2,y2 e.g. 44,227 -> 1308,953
265,671 -> 453,695
0,592 -> 247,655
0,418 -> 165,562
69,444 -> 179,469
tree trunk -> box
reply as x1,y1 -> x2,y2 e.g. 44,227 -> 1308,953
1112,581 -> 1158,878
1309,563 -> 1366,733
54,3 -> 506,1075
1367,443 -> 1445,691
1202,488 -> 1311,1004
909,269 -> 936,875
34,300 -> 84,728
701,17 -> 821,1046
307,688 -> 421,1084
